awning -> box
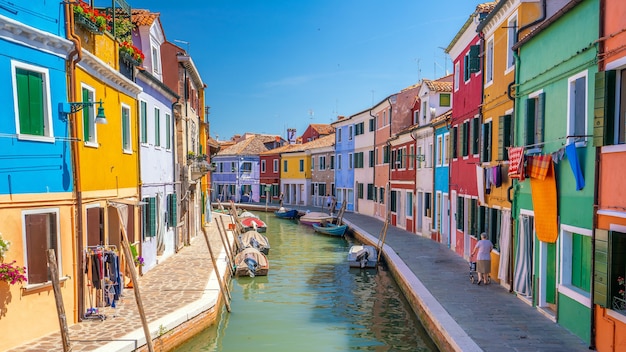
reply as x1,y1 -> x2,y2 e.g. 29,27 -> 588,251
107,198 -> 147,207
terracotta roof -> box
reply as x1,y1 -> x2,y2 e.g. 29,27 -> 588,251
302,133 -> 335,149
309,124 -> 335,136
131,9 -> 160,27
424,75 -> 453,92
476,1 -> 498,14
431,110 -> 452,126
217,135 -> 269,156
401,83 -> 420,92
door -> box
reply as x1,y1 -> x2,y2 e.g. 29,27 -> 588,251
450,191 -> 457,252
417,191 -> 423,234
397,190 -> 405,228
443,193 -> 449,247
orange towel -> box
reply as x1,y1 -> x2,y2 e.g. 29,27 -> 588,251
530,163 -> 558,243
527,154 -> 552,180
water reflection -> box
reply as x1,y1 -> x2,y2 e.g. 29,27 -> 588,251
176,213 -> 438,352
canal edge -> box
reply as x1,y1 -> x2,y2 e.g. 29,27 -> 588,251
344,219 -> 482,352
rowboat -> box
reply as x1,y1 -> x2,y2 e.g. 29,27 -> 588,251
348,245 -> 378,268
274,208 -> 300,219
238,230 -> 270,255
312,222 -> 347,237
240,217 -> 267,233
299,211 -> 335,226
234,247 -> 269,277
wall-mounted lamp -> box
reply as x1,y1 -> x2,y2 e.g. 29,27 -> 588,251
58,100 -> 107,124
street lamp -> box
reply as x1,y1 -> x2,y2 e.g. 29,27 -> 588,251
59,100 -> 107,124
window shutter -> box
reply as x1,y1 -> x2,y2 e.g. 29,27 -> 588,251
536,93 -> 545,144
481,122 -> 492,163
472,118 -> 480,155
148,197 -> 157,237
498,115 -> 512,160
525,98 -> 535,146
594,229 -> 609,307
594,70 -> 616,147
469,45 -> 480,73
451,126 -> 458,159
168,194 -> 178,227
17,69 -> 44,136
141,101 -> 148,143
461,122 -> 468,156
82,88 -> 92,141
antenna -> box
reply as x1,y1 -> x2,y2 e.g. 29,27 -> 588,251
173,39 -> 190,53
415,58 -> 421,81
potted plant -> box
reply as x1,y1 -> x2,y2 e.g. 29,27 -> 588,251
119,41 -> 145,66
0,233 -> 27,286
72,0 -> 111,34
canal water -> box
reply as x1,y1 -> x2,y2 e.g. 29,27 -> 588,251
177,212 -> 438,352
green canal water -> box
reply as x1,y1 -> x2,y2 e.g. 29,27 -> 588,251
176,213 -> 438,352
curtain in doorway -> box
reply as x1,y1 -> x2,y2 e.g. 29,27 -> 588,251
205,190 -> 212,224
498,209 -> 511,282
514,215 -> 532,296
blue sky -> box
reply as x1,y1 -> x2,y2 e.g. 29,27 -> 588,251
101,0 -> 479,141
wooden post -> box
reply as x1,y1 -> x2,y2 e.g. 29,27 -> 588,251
215,218 -> 235,277
201,226 -> 232,312
376,211 -> 391,264
119,229 -> 154,352
219,216 -> 237,253
47,250 -> 72,352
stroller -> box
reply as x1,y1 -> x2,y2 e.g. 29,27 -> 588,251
469,261 -> 491,284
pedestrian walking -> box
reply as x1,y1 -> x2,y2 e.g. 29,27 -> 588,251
471,233 -> 493,285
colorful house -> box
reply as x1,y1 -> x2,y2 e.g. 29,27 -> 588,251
332,115 -> 356,212
132,10 -> 180,268
513,0 -> 598,343
447,1 -> 496,258
432,111 -> 452,246
308,134 -> 336,208
372,94 -> 397,221
259,137 -> 285,204
594,1 -> 626,350
300,123 -> 334,143
0,3 -> 75,349
352,109 -> 377,217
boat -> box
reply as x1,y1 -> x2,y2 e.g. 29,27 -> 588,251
299,211 -> 335,226
240,211 -> 258,218
234,247 -> 269,277
240,216 -> 267,232
238,230 -> 270,255
312,221 -> 348,236
348,245 -> 378,268
274,207 -> 300,219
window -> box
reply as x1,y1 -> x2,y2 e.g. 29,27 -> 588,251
561,227 -> 592,296
409,145 -> 415,169
355,122 -> 364,135
424,192 -> 432,218
481,121 -> 492,163
261,160 -> 266,173
231,162 -> 236,172
337,129 -> 342,142
337,154 -> 342,170
330,155 -> 335,169
568,71 -> 588,144
507,15 -> 518,70
456,196 -> 464,230
273,159 -> 279,172
469,44 -> 480,74
440,93 -> 451,107
319,156 -> 326,170
357,183 -> 364,199
390,191 -> 397,212
406,192 -> 413,218
593,70 -> 619,145
348,125 -> 353,140
165,113 -> 171,150
311,157 -> 315,170
81,85 -> 97,145
379,187 -> 385,204
24,210 -> 59,284
525,91 -> 545,148
369,150 -> 374,168
486,38 -> 494,83
422,101 -> 427,121
444,133 -> 450,165
299,159 -> 304,172
498,114 -> 512,160
455,61 -> 460,91
436,135 -> 443,166
12,61 -> 53,141
355,152 -> 364,168
463,52 -> 470,82
369,118 -> 375,132
594,229 -> 626,311
319,183 -> 326,198
121,104 -> 131,152
348,153 -> 353,169
451,126 -> 458,159
427,143 -> 433,168
472,117 -> 480,155
283,160 -> 288,172
417,146 -> 423,169
367,184 -> 374,200
140,100 -> 148,144
383,145 -> 390,164
383,110 -> 387,126
151,44 -> 161,75
154,107 -> 161,147
167,193 -> 177,227
142,197 -> 157,238
462,121 -> 469,157
436,193 -> 442,230
241,161 -> 252,172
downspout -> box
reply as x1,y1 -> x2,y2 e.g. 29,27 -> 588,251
387,96 -> 393,219
369,109 -> 377,216
589,0 -> 605,349
65,0 -> 85,321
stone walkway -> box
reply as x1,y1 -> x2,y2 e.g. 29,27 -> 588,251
7,213 -> 231,352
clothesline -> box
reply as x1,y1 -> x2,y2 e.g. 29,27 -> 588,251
509,134 -> 592,150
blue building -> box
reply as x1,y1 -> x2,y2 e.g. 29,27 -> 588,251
331,116 -> 356,211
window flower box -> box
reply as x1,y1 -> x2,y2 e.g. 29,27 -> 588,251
72,0 -> 110,34
119,41 -> 145,66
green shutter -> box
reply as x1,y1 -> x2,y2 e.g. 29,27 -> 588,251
141,101 -> 148,143
148,197 -> 156,237
456,196 -> 464,230
594,70 -> 616,147
594,229 -> 609,307
469,45 -> 480,73
461,122 -> 468,156
168,194 -> 177,227
82,88 -> 91,141
481,122 -> 492,162
122,108 -> 129,148
472,118 -> 480,155
16,68 -> 44,136
451,126 -> 458,159
498,115 -> 512,160
525,98 -> 535,146
536,93 -> 545,144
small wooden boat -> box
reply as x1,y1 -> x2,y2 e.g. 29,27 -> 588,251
312,222 -> 347,237
234,247 -> 269,277
238,230 -> 270,255
348,245 -> 378,268
299,211 -> 335,226
240,217 -> 267,233
274,207 -> 300,219
240,211 -> 258,218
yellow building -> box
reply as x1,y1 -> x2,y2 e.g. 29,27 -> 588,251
280,145 -> 311,206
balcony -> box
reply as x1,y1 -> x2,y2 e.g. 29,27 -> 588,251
190,161 -> 213,181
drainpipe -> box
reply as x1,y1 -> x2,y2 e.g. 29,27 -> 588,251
369,109 -> 377,216
65,0 -> 84,321
387,96 -> 393,219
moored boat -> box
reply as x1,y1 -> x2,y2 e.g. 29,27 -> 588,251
274,207 -> 300,219
234,247 -> 269,277
312,222 -> 347,237
238,230 -> 270,255
240,216 -> 267,232
348,245 -> 378,268
299,211 -> 335,226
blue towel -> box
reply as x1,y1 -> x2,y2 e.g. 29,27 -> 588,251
565,143 -> 585,191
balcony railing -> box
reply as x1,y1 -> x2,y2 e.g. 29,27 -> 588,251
612,296 -> 626,313
190,161 -> 213,181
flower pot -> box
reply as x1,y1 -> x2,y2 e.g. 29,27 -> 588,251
75,13 -> 103,35
120,50 -> 141,66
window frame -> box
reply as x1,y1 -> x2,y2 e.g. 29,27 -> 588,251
559,225 -> 592,307
154,107 -> 161,147
567,70 -> 589,146
121,103 -> 132,153
81,83 -> 98,147
485,37 -> 494,86
140,100 -> 148,144
22,208 -> 61,286
12,60 -> 54,142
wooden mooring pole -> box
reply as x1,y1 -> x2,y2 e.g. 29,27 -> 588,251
47,249 -> 72,352
201,226 -> 232,312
